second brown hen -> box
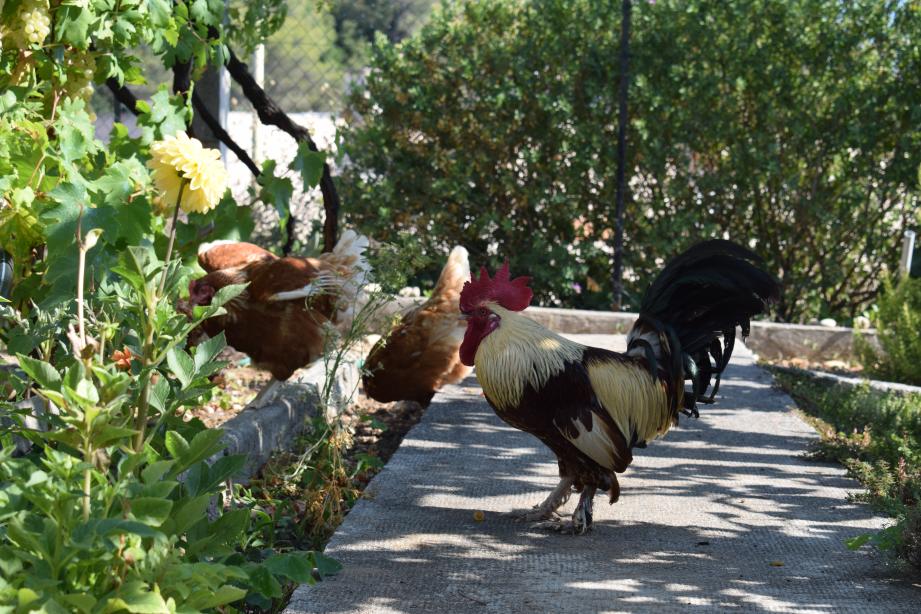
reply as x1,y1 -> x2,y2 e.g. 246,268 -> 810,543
362,246 -> 472,406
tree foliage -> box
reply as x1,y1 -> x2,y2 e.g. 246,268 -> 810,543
340,0 -> 921,321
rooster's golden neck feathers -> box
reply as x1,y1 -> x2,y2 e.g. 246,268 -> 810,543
473,306 -> 583,410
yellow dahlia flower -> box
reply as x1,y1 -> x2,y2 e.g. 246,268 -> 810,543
147,132 -> 229,214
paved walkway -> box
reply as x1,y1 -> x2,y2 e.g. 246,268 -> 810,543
287,335 -> 920,613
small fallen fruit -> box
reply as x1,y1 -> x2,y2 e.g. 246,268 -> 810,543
473,510 -> 485,522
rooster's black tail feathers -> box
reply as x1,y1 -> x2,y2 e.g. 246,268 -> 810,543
629,240 -> 780,419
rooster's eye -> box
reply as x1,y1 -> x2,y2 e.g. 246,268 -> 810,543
477,307 -> 488,317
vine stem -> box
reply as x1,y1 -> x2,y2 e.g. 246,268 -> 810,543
158,179 -> 187,297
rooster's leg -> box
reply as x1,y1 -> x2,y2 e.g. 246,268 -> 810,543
250,378 -> 281,409
512,477 -> 574,522
571,486 -> 596,535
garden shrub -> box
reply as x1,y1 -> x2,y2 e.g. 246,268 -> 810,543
857,276 -> 921,386
0,1 -> 340,610
340,0 -> 921,320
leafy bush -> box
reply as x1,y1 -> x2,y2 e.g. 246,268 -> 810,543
0,244 -> 339,611
857,277 -> 921,386
0,2 -> 343,610
340,0 -> 921,320
772,368 -> 921,568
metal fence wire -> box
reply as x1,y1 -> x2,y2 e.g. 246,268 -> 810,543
243,0 -> 436,114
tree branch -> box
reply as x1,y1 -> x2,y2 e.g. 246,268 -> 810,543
105,77 -> 140,113
225,48 -> 340,254
191,91 -> 261,177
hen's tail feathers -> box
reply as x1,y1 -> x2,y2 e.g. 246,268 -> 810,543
626,240 -> 780,420
316,230 -> 371,323
433,246 -> 470,299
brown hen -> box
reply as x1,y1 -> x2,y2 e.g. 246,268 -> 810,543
188,231 -> 370,404
362,246 -> 472,406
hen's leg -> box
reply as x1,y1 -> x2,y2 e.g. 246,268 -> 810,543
571,486 -> 597,535
512,477 -> 574,522
249,378 -> 281,409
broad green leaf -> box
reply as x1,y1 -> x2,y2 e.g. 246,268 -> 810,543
246,564 -> 283,599
186,585 -> 247,610
171,494 -> 211,535
148,376 -> 170,414
183,429 -> 225,467
108,581 -> 170,614
257,160 -> 293,229
164,431 -> 190,460
129,498 -> 173,527
263,552 -> 314,584
210,508 -> 249,543
141,460 -> 175,485
16,355 -> 61,390
314,552 -> 343,577
289,142 -> 326,189
166,347 -> 194,388
193,332 -> 225,372
93,424 -> 138,447
55,6 -> 95,47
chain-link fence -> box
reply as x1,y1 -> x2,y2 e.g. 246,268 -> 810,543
250,0 -> 436,114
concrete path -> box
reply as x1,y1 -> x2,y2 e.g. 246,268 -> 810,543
287,335 -> 920,613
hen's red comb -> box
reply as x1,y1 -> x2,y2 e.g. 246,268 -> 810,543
459,260 -> 533,313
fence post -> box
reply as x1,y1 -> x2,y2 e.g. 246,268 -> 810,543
900,229 -> 916,277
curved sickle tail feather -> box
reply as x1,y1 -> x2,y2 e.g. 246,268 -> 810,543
626,240 -> 781,420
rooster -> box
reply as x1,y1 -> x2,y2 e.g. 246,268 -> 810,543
363,246 -> 472,406
460,240 -> 780,534
187,230 -> 370,405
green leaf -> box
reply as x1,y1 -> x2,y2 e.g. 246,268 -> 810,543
171,494 -> 212,534
96,519 -> 163,539
193,332 -> 225,372
56,99 -> 98,163
93,424 -> 137,447
187,585 -> 247,609
129,498 -> 173,527
108,581 -> 170,614
139,88 -> 188,139
247,564 -> 283,598
148,0 -> 172,27
184,429 -> 225,466
148,376 -> 170,414
164,431 -> 190,460
211,283 -> 247,309
141,460 -> 175,485
257,160 -> 294,229
205,454 -> 246,486
166,347 -> 194,388
289,143 -> 326,189
210,508 -> 249,543
55,6 -> 95,47
60,593 -> 96,613
845,534 -> 871,550
314,552 -> 343,577
0,90 -> 17,113
263,552 -> 315,584
16,355 -> 61,390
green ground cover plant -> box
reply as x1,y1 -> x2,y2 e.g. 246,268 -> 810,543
771,368 -> 921,570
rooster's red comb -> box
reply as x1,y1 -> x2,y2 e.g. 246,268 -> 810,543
459,260 -> 533,313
